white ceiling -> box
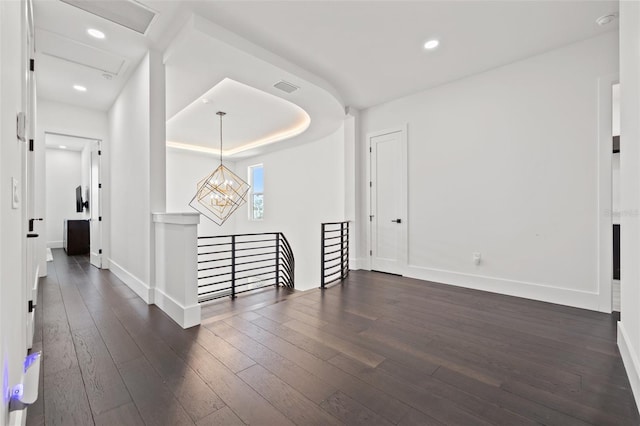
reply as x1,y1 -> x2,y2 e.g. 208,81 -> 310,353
189,1 -> 619,110
45,133 -> 96,151
33,0 -> 619,154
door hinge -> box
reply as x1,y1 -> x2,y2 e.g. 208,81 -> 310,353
29,139 -> 34,152
98,249 -> 102,254
98,150 -> 102,155
28,300 -> 33,313
369,147 -> 372,153
369,181 -> 372,188
369,215 -> 374,222
369,250 -> 372,256
29,59 -> 34,72
98,183 -> 102,189
98,216 -> 102,221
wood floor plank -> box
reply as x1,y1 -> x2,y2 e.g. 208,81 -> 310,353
179,343 -> 295,426
237,364 -> 342,425
43,367 -> 93,426
94,402 -> 145,426
72,325 -> 133,415
283,319 -> 385,368
207,320 -> 338,404
320,391 -> 393,426
221,315 -> 411,423
127,329 -> 226,422
328,353 -> 516,426
118,357 -> 195,426
251,314 -> 340,361
195,406 -> 245,426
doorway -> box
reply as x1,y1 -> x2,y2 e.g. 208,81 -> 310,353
369,127 -> 408,275
44,133 -> 103,268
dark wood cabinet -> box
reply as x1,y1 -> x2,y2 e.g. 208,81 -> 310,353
64,219 -> 90,255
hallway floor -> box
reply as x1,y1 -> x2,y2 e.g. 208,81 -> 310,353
27,249 -> 639,425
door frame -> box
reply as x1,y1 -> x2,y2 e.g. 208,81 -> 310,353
597,74 -> 619,313
89,139 -> 102,268
365,124 -> 408,274
44,132 -> 103,268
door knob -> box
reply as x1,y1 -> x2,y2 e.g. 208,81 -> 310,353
391,219 -> 402,223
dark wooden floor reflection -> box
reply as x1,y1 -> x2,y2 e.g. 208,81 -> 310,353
27,249 -> 639,425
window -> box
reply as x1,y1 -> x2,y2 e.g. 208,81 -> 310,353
248,164 -> 264,220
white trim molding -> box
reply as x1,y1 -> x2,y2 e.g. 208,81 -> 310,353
108,258 -> 154,304
618,322 -> 640,412
154,287 -> 201,329
405,265 -> 600,311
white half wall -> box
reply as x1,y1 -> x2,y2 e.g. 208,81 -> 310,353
358,31 -> 619,311
45,148 -> 83,246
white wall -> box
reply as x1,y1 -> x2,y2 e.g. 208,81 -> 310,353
618,0 -> 640,412
234,125 -> 346,290
166,148 -> 237,236
45,148 -> 83,247
358,32 -> 618,310
36,99 -> 108,275
0,0 -> 27,423
108,50 -> 166,302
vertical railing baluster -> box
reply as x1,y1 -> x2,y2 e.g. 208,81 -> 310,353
340,222 -> 345,280
275,233 -> 280,287
321,224 -> 326,289
231,235 -> 236,300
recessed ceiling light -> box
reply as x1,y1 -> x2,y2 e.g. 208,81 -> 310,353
424,39 -> 440,50
73,85 -> 87,92
59,145 -> 67,149
87,28 -> 105,39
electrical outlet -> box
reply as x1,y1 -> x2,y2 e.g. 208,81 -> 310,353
473,252 -> 481,265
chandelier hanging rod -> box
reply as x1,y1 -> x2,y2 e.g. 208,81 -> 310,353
217,111 -> 226,165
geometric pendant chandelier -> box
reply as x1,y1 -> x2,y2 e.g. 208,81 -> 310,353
189,111 -> 250,225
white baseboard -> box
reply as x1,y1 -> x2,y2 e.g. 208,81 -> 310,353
47,241 -> 63,249
154,288 -> 201,329
404,265 -> 600,311
108,258 -> 153,304
618,322 -> 640,415
350,257 -> 368,271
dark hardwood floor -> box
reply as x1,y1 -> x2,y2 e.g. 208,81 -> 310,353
27,249 -> 639,425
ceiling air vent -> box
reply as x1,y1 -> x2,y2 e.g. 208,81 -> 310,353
273,80 -> 299,94
60,0 -> 156,35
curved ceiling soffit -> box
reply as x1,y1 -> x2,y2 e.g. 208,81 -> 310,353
164,14 -> 346,159
166,77 -> 311,156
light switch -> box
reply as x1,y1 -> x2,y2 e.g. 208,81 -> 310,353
12,177 -> 19,209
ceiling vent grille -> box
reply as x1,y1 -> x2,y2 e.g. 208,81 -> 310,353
273,80 -> 299,94
60,0 -> 156,34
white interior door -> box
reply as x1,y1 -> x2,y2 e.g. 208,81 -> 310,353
89,141 -> 102,268
370,129 -> 407,275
